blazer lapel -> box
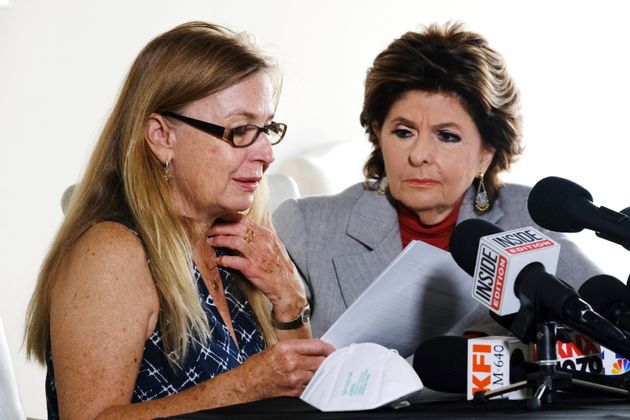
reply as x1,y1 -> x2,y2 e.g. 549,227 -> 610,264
332,190 -> 403,307
331,185 -> 505,309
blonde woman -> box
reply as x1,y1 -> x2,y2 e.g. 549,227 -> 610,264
25,21 -> 333,419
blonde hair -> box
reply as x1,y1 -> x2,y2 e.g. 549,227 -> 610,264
25,21 -> 279,364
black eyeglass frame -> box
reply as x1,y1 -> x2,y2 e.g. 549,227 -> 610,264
162,111 -> 287,148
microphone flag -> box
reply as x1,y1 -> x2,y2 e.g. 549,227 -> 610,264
471,227 -> 560,316
467,336 -> 529,400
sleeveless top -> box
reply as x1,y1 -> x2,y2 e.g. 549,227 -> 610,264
45,220 -> 265,419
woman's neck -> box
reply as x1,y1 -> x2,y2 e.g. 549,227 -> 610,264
397,197 -> 464,250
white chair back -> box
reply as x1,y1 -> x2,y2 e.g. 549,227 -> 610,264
60,184 -> 75,214
276,141 -> 371,197
267,173 -> 300,211
0,316 -> 26,420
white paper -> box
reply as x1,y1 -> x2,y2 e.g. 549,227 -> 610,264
322,240 -> 481,357
0,317 -> 25,420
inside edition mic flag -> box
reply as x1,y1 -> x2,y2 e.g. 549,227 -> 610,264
449,219 -> 630,358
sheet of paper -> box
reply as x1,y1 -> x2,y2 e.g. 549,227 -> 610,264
321,240 -> 482,357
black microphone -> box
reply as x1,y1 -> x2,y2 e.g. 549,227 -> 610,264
449,219 -> 630,358
527,176 -> 630,250
579,274 -> 630,336
413,335 -> 630,394
412,335 -> 531,393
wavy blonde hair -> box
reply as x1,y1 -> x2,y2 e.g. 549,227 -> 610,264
25,21 -> 279,364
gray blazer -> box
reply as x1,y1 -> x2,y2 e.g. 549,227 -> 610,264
273,182 -> 602,338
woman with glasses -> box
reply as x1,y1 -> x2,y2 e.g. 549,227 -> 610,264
273,22 -> 601,339
25,21 -> 333,419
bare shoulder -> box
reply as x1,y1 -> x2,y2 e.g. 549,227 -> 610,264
62,221 -> 153,285
50,221 -> 161,417
71,220 -> 148,263
52,221 -> 159,334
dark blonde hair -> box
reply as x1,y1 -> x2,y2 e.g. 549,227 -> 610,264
361,22 -> 523,210
26,21 -> 278,364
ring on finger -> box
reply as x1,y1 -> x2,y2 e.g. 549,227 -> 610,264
244,226 -> 256,243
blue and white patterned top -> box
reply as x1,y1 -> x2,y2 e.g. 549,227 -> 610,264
45,262 -> 265,419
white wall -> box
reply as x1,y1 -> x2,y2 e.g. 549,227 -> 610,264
1,0 -> 629,417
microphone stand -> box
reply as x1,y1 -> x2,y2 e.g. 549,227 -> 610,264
474,318 -> 630,410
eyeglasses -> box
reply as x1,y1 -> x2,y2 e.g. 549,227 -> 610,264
162,111 -> 287,148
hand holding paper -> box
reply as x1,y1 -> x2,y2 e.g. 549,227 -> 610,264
301,241 -> 484,411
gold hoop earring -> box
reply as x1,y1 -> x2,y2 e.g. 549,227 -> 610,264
474,172 -> 490,213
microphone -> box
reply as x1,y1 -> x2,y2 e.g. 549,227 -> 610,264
449,219 -> 630,357
527,176 -> 630,250
579,274 -> 630,336
413,335 -> 532,396
413,335 -> 468,393
413,335 -> 630,396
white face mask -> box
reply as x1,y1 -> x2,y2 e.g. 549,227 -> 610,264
300,342 -> 423,411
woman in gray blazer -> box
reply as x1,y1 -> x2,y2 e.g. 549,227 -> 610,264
273,22 -> 601,339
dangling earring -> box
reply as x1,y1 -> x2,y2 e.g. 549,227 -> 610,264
164,159 -> 172,183
474,172 -> 490,213
377,176 -> 389,195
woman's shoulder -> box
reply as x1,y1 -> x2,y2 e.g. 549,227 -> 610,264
60,221 -> 156,297
498,182 -> 532,198
78,220 -> 147,258
272,182 -> 374,242
51,220 -> 160,341
274,182 -> 370,217
488,182 -> 532,223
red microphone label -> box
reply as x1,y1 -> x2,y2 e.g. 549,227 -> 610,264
547,332 -> 612,375
505,239 -> 555,255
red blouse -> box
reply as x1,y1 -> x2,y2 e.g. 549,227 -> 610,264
397,197 -> 464,251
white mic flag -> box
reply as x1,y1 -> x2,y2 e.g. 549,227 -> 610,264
471,227 -> 560,316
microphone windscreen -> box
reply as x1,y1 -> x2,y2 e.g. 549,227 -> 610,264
527,176 -> 593,233
450,219 -> 502,276
578,274 -> 630,312
413,336 -> 467,393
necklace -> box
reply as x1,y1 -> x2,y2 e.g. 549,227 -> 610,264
200,245 -> 220,291
209,265 -> 220,291
203,260 -> 220,291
